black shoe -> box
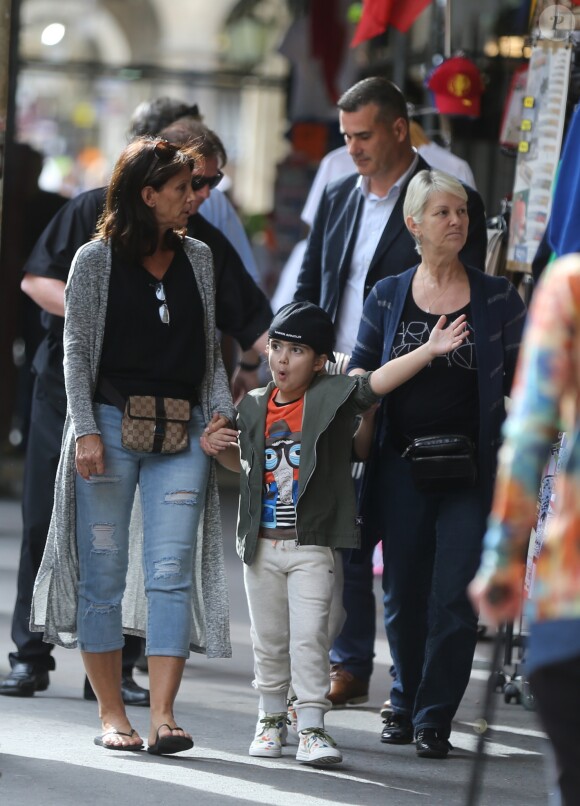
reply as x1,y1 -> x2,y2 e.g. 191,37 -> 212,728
380,713 -> 413,744
0,663 -> 50,697
415,728 -> 452,759
134,652 -> 148,673
83,674 -> 151,707
121,675 -> 150,707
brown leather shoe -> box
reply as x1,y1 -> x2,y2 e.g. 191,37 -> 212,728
328,664 -> 369,708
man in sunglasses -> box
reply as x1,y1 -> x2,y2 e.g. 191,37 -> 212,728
131,98 -> 262,290
1,101 -> 271,700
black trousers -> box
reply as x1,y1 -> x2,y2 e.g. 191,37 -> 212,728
10,378 -> 140,673
530,653 -> 580,806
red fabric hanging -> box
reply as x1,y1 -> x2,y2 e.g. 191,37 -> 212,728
351,0 -> 395,46
351,0 -> 432,47
310,0 -> 347,102
391,0 -> 432,32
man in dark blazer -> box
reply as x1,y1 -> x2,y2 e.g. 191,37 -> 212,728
294,76 -> 487,711
296,79 -> 486,324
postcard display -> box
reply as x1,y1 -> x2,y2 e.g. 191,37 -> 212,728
506,40 -> 571,273
505,40 -> 573,609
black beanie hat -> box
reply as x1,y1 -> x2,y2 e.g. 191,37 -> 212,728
268,301 -> 336,362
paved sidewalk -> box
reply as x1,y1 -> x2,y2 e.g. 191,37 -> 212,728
0,489 -> 554,805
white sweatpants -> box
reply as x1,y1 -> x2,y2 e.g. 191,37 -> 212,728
244,538 -> 337,731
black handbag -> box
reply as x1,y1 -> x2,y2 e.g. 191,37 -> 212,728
402,434 -> 477,493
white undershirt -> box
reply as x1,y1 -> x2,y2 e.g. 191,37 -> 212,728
334,155 -> 419,355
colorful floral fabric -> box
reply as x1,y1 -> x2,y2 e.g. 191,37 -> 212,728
480,255 -> 580,620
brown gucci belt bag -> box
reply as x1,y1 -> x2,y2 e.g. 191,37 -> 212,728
121,396 -> 191,454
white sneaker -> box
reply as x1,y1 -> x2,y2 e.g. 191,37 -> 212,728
249,713 -> 287,758
296,728 -> 342,766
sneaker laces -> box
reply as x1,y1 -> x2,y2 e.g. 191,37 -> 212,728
258,713 -> 289,732
300,727 -> 337,747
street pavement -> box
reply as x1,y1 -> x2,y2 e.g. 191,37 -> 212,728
0,473 -> 556,805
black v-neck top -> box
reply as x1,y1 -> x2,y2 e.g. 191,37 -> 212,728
386,291 -> 479,445
95,244 -> 205,401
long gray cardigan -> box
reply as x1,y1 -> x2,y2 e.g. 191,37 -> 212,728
30,237 -> 236,658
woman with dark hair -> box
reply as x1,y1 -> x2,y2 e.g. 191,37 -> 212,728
350,169 -> 526,759
30,137 -> 235,754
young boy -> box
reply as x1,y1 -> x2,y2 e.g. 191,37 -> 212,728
203,301 -> 466,766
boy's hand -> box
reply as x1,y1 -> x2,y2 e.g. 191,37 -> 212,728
201,414 -> 239,456
205,412 -> 230,435
427,314 -> 468,358
201,427 -> 239,456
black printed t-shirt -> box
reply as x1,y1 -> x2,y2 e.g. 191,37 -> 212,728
96,243 -> 205,401
386,291 -> 479,447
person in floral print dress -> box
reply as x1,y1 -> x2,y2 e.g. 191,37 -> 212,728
470,253 -> 580,806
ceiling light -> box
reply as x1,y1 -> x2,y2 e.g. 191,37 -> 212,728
41,23 -> 65,47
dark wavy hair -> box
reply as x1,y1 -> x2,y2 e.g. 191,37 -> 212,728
128,97 -> 202,138
96,137 -> 198,262
337,77 -> 409,126
160,118 -> 227,168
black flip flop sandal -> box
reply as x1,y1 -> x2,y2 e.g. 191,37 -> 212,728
147,723 -> 194,755
94,728 -> 144,751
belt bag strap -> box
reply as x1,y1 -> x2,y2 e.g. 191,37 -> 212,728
153,396 -> 166,453
97,377 -> 126,412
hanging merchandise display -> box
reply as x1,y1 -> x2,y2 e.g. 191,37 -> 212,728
425,56 -> 485,117
506,40 -> 572,272
525,433 -> 570,600
499,64 -> 530,150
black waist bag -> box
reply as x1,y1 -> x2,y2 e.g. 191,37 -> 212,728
402,434 -> 477,493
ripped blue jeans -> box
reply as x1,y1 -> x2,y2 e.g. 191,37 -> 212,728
75,402 -> 209,656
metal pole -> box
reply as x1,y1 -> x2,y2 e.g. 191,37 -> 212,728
0,0 -> 13,230
0,0 -> 21,445
392,29 -> 408,91
0,0 -> 18,244
444,0 -> 451,58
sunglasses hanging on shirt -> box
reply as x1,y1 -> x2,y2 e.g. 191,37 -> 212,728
154,281 -> 170,324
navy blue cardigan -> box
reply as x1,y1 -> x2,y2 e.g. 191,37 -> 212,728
349,265 -> 527,537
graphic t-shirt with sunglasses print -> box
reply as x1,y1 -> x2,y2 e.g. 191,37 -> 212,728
260,389 -> 303,533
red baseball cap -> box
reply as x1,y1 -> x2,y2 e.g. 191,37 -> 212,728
426,56 -> 484,117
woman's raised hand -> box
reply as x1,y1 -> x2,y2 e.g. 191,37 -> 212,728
427,314 -> 468,358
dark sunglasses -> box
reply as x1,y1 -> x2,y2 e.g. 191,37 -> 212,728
143,140 -> 179,186
191,170 -> 223,192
